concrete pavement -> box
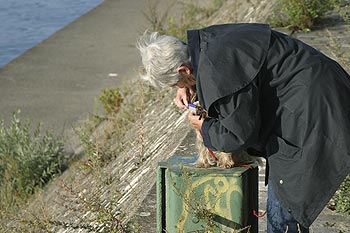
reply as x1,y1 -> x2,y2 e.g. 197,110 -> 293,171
0,0 -> 156,136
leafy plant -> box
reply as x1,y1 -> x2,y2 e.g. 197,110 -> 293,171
99,88 -> 124,114
326,29 -> 350,72
0,111 -> 66,216
335,0 -> 350,23
77,81 -> 159,169
271,0 -> 336,30
334,175 -> 350,215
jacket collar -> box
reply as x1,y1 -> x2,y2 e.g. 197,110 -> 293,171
186,24 -> 271,112
187,29 -> 200,78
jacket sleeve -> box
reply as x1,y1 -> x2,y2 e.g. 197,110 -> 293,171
201,81 -> 260,152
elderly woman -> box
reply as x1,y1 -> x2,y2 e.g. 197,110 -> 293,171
137,23 -> 350,232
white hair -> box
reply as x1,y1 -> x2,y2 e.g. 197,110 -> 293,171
137,31 -> 190,88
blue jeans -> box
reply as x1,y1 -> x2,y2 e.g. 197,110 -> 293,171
267,184 -> 309,233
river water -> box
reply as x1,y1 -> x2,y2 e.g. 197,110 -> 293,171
0,0 -> 103,68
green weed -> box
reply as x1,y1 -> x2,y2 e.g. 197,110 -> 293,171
99,88 -> 124,114
334,175 -> 350,215
270,0 -> 336,31
0,111 -> 66,218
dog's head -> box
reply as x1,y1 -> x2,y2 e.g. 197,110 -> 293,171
189,101 -> 208,119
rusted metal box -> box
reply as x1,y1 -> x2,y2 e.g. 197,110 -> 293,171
156,155 -> 258,233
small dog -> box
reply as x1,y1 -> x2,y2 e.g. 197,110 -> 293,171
189,102 -> 259,168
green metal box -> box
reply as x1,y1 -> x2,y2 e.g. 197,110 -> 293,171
157,155 -> 258,233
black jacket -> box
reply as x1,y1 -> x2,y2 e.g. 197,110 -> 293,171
187,23 -> 350,227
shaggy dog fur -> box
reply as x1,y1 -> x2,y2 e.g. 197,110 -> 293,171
190,101 -> 260,168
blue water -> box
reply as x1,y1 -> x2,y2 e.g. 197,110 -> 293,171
0,0 -> 103,68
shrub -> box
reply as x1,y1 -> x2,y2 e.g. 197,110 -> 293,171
334,175 -> 350,215
271,0 -> 336,30
0,111 -> 66,215
78,81 -> 152,167
99,88 -> 124,114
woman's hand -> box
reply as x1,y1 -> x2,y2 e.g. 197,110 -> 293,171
188,112 -> 204,131
174,87 -> 190,109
